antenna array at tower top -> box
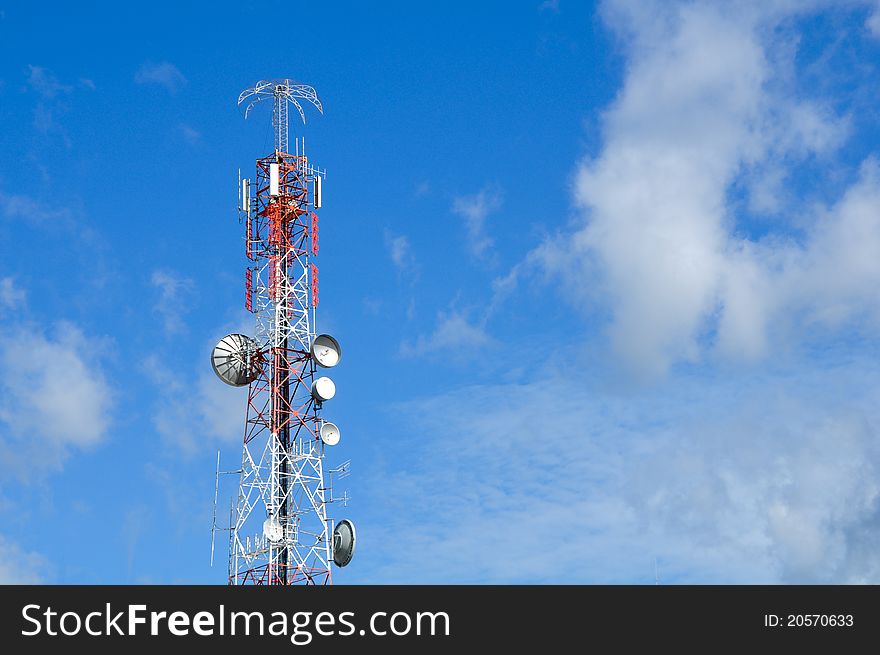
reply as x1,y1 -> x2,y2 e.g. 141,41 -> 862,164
237,79 -> 324,154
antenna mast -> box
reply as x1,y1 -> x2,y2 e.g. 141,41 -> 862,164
210,78 -> 354,585
238,79 -> 324,154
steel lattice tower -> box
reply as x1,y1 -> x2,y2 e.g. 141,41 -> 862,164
212,79 -> 353,586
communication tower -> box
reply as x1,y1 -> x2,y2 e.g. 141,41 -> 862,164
210,79 -> 355,585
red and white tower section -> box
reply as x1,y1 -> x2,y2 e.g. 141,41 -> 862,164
210,79 -> 355,585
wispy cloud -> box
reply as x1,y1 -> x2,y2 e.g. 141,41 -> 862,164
26,65 -> 71,99
360,354 -> 880,583
0,277 -> 25,311
414,180 -> 431,197
384,230 -> 417,276
868,1 -> 880,37
179,123 -> 202,145
151,269 -> 194,336
0,534 -> 47,583
0,189 -> 72,226
135,60 -> 187,93
24,65 -> 76,138
362,297 -> 383,316
452,186 -> 503,264
121,504 -> 151,581
142,321 -> 251,456
400,307 -> 492,358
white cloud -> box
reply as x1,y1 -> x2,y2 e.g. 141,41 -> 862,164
0,280 -> 110,582
361,356 -> 880,583
0,319 -> 113,477
0,323 -> 111,445
151,269 -> 193,335
452,187 -> 503,263
135,61 -> 187,93
525,0 -> 875,377
0,534 -> 47,583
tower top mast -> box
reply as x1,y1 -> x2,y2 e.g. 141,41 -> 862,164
238,79 -> 323,154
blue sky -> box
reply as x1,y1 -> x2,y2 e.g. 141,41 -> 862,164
2,0 -> 880,583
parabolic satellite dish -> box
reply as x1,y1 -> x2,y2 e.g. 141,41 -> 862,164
319,421 -> 340,446
211,333 -> 259,387
332,519 -> 356,567
263,516 -> 283,543
311,334 -> 342,368
311,376 -> 336,402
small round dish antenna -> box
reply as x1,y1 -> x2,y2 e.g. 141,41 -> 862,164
311,376 -> 336,402
332,519 -> 356,567
211,334 -> 259,387
319,421 -> 340,446
263,516 -> 283,543
311,334 -> 342,368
